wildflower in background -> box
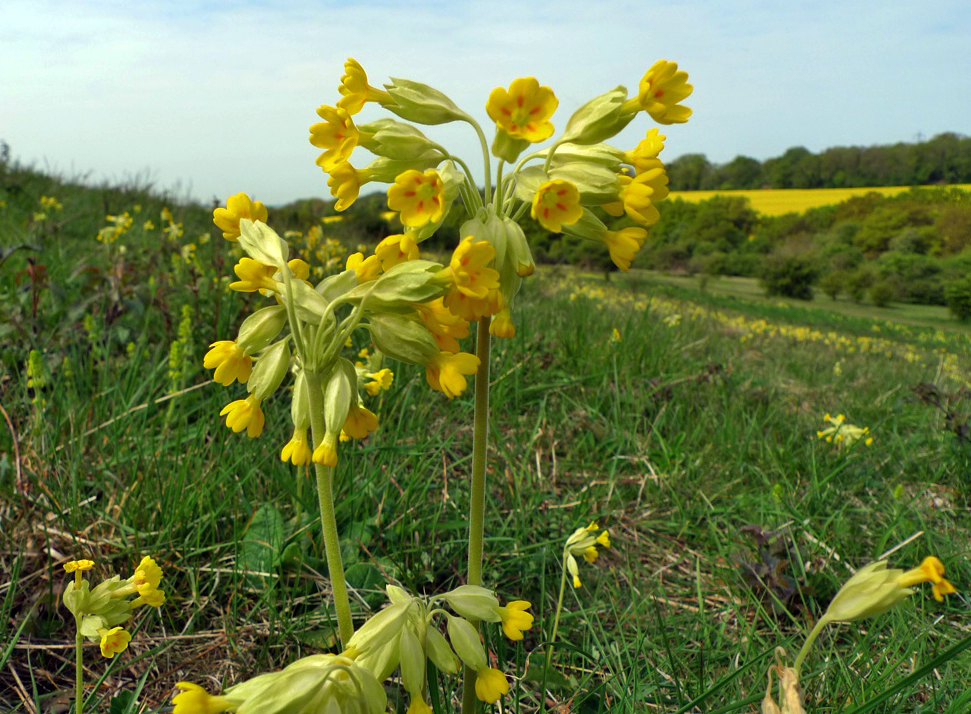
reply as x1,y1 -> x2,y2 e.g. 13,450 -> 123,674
531,179 -> 583,233
486,77 -> 558,143
611,328 -> 622,343
387,169 -> 445,227
564,522 -> 611,588
817,413 -> 873,448
363,368 -> 394,396
622,59 -> 693,124
213,193 -> 268,241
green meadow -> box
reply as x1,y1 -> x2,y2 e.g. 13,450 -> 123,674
1,164 -> 970,712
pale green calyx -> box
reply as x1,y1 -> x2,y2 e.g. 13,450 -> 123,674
446,614 -> 487,671
557,86 -> 636,145
366,313 -> 440,365
440,585 -> 502,622
238,219 -> 289,269
384,78 -> 472,125
248,339 -> 292,402
357,118 -> 438,160
425,626 -> 460,674
237,306 -> 288,354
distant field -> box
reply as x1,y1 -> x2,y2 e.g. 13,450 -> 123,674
669,184 -> 971,216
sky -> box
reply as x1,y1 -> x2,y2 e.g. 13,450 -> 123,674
3,0 -> 970,206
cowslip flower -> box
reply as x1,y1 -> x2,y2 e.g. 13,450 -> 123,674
313,432 -> 339,467
172,682 -> 237,714
437,236 -> 501,301
213,193 -> 268,241
337,58 -> 393,115
531,180 -> 583,233
625,128 -> 666,174
204,341 -> 253,386
229,258 -> 278,293
220,395 -> 265,438
415,298 -> 471,352
475,667 -> 510,703
328,161 -> 373,211
363,368 -> 394,396
281,428 -> 312,466
622,60 -> 693,124
601,227 -> 648,272
497,601 -> 534,641
133,556 -> 162,595
375,233 -> 420,270
425,351 -> 479,399
342,403 -> 379,440
604,166 -> 669,226
489,307 -> 515,339
565,522 -> 611,588
817,413 -> 872,448
387,170 -> 445,227
99,627 -> 131,658
310,105 -> 360,172
486,77 -> 558,143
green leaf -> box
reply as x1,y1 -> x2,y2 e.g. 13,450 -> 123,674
238,504 -> 285,589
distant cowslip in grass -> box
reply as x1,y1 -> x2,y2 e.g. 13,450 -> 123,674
670,184 -> 971,216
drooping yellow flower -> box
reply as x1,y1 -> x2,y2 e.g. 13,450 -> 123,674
220,395 -> 265,438
443,288 -> 503,322
604,166 -> 669,227
133,556 -> 162,595
601,227 -> 648,272
475,667 -> 510,703
497,600 -> 534,641
898,556 -> 957,602
486,77 -> 558,142
172,682 -> 237,714
204,341 -> 253,386
229,258 -> 278,293
213,193 -> 268,242
328,161 -> 372,212
310,105 -> 360,172
489,306 -> 515,339
131,589 -> 166,608
440,236 -> 500,300
342,403 -> 379,440
337,58 -> 393,115
287,258 -> 311,282
415,297 -> 471,352
622,60 -> 693,125
564,521 -> 611,588
817,413 -> 873,448
363,368 -> 394,396
387,170 -> 445,228
312,432 -> 339,467
346,252 -> 383,283
625,128 -> 666,174
531,180 -> 583,233
375,233 -> 420,270
99,627 -> 131,658
281,427 -> 312,466
425,351 -> 480,399
406,696 -> 433,714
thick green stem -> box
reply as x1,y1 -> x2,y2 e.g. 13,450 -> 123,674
303,369 -> 354,649
74,616 -> 83,714
461,317 -> 492,714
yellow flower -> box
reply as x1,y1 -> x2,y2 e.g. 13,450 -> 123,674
624,128 -> 666,174
564,522 -> 611,588
337,58 -> 393,115
531,180 -> 583,233
328,161 -> 372,212
281,428 -> 312,466
346,252 -> 383,283
475,667 -> 510,703
387,170 -> 445,228
441,236 -> 500,300
131,589 -> 166,608
213,193 -> 268,241
229,258 -> 278,293
220,395 -> 265,438
133,556 -> 162,595
898,556 -> 957,602
489,307 -> 515,339
310,105 -> 360,172
172,682 -> 236,714
406,696 -> 433,714
204,341 -> 253,386
622,60 -> 693,124
486,77 -> 558,142
312,432 -> 339,467
604,166 -> 669,226
817,413 -> 872,449
375,233 -> 420,270
99,627 -> 131,658
64,560 -> 95,573
415,298 -> 470,352
497,601 -> 534,641
364,368 -> 394,396
583,546 -> 599,563
288,258 -> 311,282
601,227 -> 648,272
425,351 -> 480,399
342,403 -> 378,440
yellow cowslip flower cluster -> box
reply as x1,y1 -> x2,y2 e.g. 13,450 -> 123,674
308,57 -> 691,338
96,212 -> 133,244
564,521 -> 611,588
62,556 -> 165,659
205,192 -> 489,467
817,413 -> 873,448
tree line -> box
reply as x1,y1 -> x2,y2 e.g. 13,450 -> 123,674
667,133 -> 971,191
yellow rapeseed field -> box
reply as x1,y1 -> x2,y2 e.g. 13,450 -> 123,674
669,185 -> 971,216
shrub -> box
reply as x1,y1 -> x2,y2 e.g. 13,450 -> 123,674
818,270 -> 847,300
759,254 -> 817,300
869,279 -> 897,308
945,276 -> 971,321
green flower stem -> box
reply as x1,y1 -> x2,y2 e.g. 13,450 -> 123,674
461,316 -> 493,714
793,617 -> 829,677
549,554 -> 569,648
74,615 -> 83,714
303,369 -> 354,649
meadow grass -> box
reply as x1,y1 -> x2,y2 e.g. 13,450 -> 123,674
1,173 -> 970,712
